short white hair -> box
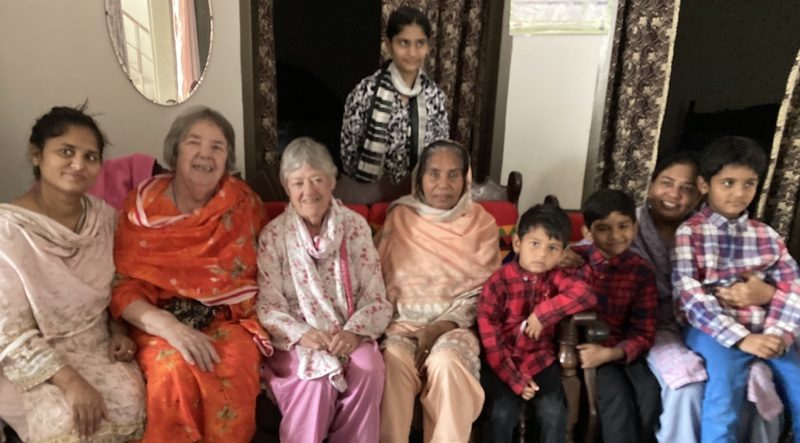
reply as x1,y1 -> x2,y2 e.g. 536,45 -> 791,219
280,137 -> 337,185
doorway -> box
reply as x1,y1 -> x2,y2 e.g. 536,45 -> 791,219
660,0 -> 800,157
273,0 -> 381,169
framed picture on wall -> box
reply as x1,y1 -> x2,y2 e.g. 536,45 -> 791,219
510,0 -> 612,35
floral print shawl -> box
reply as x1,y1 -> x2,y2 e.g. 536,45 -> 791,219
257,199 -> 392,391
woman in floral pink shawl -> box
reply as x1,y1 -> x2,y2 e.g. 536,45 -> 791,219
257,137 -> 392,443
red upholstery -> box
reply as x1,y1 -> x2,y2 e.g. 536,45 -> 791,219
345,204 -> 370,220
263,201 -> 288,220
367,202 -> 391,228
264,200 -> 520,253
566,210 -> 585,243
478,201 -> 518,228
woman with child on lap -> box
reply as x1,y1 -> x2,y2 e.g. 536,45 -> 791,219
0,105 -> 145,442
377,139 -> 500,442
673,137 -> 800,443
632,148 -> 783,443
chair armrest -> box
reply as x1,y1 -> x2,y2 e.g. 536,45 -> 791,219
558,311 -> 609,443
571,311 -> 610,344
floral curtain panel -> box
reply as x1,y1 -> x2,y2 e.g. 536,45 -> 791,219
254,0 -> 283,198
757,48 -> 800,240
381,0 -> 488,175
595,0 -> 681,203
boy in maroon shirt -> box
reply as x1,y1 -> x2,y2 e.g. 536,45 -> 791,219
478,200 -> 596,443
572,189 -> 660,443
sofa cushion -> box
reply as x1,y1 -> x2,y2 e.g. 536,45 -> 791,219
265,200 -> 519,254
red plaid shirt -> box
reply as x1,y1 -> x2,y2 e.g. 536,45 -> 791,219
478,261 -> 596,395
572,244 -> 658,362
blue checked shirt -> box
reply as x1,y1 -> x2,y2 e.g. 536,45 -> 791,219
672,205 -> 800,348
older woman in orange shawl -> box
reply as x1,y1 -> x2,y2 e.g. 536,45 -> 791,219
110,107 -> 271,443
377,139 -> 501,443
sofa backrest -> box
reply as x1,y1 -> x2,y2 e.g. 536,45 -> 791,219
264,200 -> 519,254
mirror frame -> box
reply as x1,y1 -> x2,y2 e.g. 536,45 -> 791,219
104,0 -> 214,106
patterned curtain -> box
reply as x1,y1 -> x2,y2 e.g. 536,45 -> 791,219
757,48 -> 800,240
595,0 -> 681,203
254,0 -> 284,198
381,0 -> 488,177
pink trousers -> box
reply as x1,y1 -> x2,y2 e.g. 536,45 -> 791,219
263,341 -> 385,443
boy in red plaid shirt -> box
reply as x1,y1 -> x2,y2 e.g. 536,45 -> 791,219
571,189 -> 660,443
478,199 -> 596,443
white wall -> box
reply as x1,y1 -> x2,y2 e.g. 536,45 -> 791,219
499,34 -> 606,210
0,0 -> 244,201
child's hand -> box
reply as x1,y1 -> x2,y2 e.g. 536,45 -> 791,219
525,313 -> 544,340
521,379 -> 539,400
716,273 -> 775,308
576,343 -> 623,368
737,334 -> 786,359
558,248 -> 584,268
109,333 -> 137,362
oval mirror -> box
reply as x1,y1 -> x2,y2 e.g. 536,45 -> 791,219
105,0 -> 213,105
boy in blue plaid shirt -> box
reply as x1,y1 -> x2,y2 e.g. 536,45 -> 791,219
672,136 -> 800,443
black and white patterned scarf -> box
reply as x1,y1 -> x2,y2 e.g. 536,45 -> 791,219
353,61 -> 428,183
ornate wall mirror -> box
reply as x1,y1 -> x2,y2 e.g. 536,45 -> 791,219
105,0 -> 213,105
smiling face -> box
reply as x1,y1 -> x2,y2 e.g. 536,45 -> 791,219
175,119 -> 228,195
420,149 -> 465,210
285,163 -> 335,227
583,211 -> 637,258
699,164 -> 759,219
513,226 -> 566,274
32,125 -> 102,196
648,162 -> 699,223
387,24 -> 429,79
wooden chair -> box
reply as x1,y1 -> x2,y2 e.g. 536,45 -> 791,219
558,312 -> 610,443
512,312 -> 608,443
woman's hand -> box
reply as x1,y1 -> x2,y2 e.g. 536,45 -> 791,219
160,321 -> 221,372
717,273 -> 775,308
51,366 -> 108,438
108,333 -> 137,362
299,328 -> 333,352
328,330 -> 364,356
121,300 -> 220,371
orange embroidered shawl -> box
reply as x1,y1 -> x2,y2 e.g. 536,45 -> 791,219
111,174 -> 269,345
